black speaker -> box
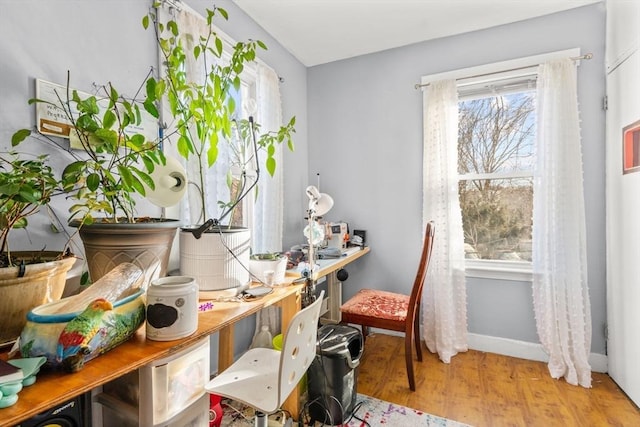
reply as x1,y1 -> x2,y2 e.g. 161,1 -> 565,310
17,392 -> 90,427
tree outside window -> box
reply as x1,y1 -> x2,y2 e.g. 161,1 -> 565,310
458,90 -> 535,262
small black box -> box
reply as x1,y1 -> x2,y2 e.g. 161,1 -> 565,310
352,229 -> 366,249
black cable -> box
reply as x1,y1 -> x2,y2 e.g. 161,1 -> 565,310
342,400 -> 371,427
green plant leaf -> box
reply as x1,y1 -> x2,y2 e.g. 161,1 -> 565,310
11,129 -> 31,146
168,20 -> 178,37
131,166 -> 155,190
86,173 -> 100,191
103,109 -> 116,129
266,156 -> 276,177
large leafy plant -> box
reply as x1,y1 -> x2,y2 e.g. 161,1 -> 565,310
142,4 -> 295,224
12,73 -> 167,226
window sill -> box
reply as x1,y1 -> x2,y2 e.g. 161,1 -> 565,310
464,260 -> 532,282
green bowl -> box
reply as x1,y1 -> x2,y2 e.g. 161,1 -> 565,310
0,380 -> 22,396
8,357 -> 46,387
0,393 -> 19,408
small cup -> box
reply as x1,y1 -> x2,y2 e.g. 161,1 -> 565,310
264,270 -> 275,286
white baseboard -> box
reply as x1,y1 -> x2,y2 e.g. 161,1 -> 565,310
467,333 -> 608,373
367,329 -> 608,373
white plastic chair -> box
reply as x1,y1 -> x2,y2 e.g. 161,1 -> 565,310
205,291 -> 325,427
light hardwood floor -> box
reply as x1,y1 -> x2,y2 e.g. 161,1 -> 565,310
356,333 -> 640,427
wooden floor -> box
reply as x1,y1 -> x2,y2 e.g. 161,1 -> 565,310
356,333 -> 640,427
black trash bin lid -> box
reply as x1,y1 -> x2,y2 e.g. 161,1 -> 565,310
317,324 -> 363,357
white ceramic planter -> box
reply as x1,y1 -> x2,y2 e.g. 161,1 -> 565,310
179,226 -> 251,292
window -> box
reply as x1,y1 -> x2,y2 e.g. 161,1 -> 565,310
457,73 -> 536,279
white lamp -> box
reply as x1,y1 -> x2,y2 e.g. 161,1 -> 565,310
304,185 -> 333,302
306,185 -> 334,216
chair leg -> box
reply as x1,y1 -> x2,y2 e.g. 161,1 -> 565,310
405,333 -> 416,391
360,325 -> 369,345
413,314 -> 423,362
254,411 -> 268,427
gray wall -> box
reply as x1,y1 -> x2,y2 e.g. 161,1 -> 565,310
307,3 -> 607,354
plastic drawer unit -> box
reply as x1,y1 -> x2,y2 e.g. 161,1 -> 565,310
92,336 -> 210,427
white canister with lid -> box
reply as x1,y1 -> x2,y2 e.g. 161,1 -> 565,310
146,276 -> 199,341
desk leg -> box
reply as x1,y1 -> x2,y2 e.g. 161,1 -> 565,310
218,325 -> 234,372
280,291 -> 301,419
322,272 -> 342,324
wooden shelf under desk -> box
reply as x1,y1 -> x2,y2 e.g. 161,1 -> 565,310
0,284 -> 303,427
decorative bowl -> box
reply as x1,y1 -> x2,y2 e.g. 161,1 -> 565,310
19,289 -> 145,372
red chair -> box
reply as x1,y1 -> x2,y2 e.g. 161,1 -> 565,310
340,222 -> 435,391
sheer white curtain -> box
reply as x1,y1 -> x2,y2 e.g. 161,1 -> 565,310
253,64 -> 286,339
422,79 -> 468,363
252,64 -> 285,253
533,58 -> 592,388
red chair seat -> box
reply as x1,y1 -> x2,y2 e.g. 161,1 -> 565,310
341,289 -> 409,322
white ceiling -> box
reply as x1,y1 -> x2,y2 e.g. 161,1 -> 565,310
233,0 -> 602,67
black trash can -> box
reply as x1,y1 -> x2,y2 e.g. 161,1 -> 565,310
308,324 -> 364,425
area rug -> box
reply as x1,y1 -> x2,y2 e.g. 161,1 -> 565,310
219,393 -> 472,426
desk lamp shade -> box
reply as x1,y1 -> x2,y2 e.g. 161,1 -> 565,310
144,156 -> 187,207
306,185 -> 333,217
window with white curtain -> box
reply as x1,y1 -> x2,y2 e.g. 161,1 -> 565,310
421,48 -> 581,281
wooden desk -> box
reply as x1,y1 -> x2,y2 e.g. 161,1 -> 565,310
0,283 -> 303,427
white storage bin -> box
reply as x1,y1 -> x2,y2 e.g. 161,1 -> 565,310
144,336 -> 210,424
93,336 -> 210,427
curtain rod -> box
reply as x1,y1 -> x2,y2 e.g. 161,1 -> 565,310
414,52 -> 593,90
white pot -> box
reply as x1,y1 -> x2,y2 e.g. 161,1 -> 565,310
179,226 -> 251,292
249,256 -> 288,286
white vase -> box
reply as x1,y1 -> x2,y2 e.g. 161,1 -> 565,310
179,226 -> 251,294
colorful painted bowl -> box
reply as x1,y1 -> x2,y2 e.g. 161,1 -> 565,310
19,289 -> 145,372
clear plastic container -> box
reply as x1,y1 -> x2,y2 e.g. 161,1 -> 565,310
251,325 -> 273,349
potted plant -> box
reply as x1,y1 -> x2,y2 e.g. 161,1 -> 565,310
249,251 -> 289,286
0,150 -> 76,345
142,5 -> 296,294
11,72 -> 181,285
